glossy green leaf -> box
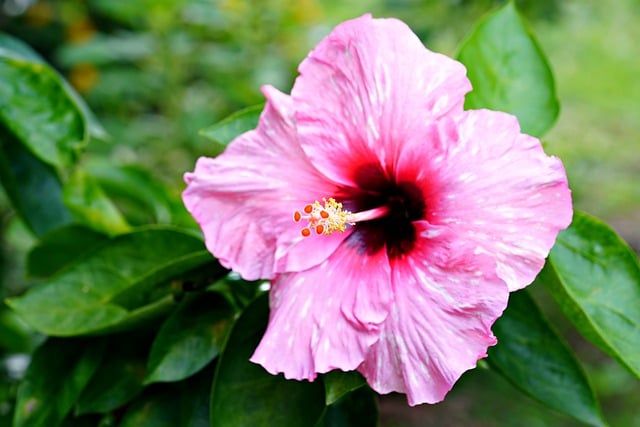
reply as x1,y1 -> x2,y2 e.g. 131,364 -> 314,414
176,365 -> 213,427
323,370 -> 366,405
316,387 -> 378,427
82,160 -> 195,229
119,367 -> 212,427
27,225 -> 108,278
489,290 -> 605,426
0,33 -> 42,62
457,2 -> 559,137
542,211 -> 640,379
210,294 -> 326,427
75,335 -> 148,415
145,293 -> 234,384
176,365 -> 215,427
200,104 -> 262,146
7,227 -> 217,336
118,386 -> 180,427
0,124 -> 73,237
92,295 -> 176,337
0,33 -> 107,142
0,49 -> 85,169
87,161 -> 174,225
0,306 -> 37,353
13,338 -> 105,427
62,169 -> 130,235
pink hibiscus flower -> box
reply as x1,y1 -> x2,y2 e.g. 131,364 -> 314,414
183,15 -> 572,405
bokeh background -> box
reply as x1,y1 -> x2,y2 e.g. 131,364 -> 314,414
0,0 -> 638,425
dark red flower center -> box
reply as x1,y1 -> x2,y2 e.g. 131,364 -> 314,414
343,163 -> 426,259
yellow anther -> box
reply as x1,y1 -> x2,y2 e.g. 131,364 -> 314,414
293,197 -> 354,237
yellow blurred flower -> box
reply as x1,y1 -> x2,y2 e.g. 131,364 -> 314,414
66,18 -> 96,44
68,63 -> 99,94
24,1 -> 54,28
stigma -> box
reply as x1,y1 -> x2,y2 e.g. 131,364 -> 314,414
293,198 -> 355,237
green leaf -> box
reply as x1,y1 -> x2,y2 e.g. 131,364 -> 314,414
200,104 -> 263,147
541,211 -> 640,379
62,169 -> 130,235
6,227 -> 221,336
0,48 -> 85,169
210,294 -> 326,427
0,33 -> 108,237
118,386 -> 181,427
457,2 -> 559,137
27,225 -> 108,278
316,387 -> 378,427
75,335 -> 148,415
119,366 -> 212,427
0,306 -> 37,353
0,124 -> 73,237
176,365 -> 213,427
489,290 -> 605,426
82,160 -> 196,229
145,293 -> 234,384
323,370 -> 366,405
13,338 -> 105,427
87,161 -> 174,225
0,33 -> 107,142
0,33 -> 42,62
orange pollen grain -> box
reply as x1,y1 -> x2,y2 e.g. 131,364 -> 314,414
301,228 -> 311,237
303,205 -> 313,214
315,225 -> 324,234
293,211 -> 301,222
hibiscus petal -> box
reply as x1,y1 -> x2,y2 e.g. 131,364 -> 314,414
251,243 -> 392,380
183,85 -> 343,280
292,14 -> 471,186
358,222 -> 509,405
398,109 -> 572,291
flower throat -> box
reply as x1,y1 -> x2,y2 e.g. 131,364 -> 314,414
293,163 -> 426,259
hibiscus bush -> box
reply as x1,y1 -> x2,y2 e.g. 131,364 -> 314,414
0,2 -> 638,427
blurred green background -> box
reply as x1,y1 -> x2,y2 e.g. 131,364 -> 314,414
0,0 -> 638,425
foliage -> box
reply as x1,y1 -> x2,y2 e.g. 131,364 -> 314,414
0,1 -> 638,426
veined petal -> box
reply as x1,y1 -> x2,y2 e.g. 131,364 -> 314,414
399,110 -> 572,291
251,243 -> 392,380
183,85 -> 343,280
293,14 -> 471,186
358,222 -> 509,405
